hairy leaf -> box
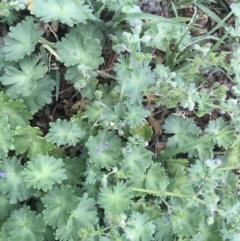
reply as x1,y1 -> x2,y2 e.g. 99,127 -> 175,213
0,193 -> 18,220
0,157 -> 30,204
0,55 -> 48,98
123,212 -> 155,241
162,115 -> 201,149
56,193 -> 98,241
56,23 -> 103,67
21,154 -> 67,192
47,119 -> 85,147
0,92 -> 32,128
98,182 -> 132,213
3,206 -> 45,241
31,0 -> 92,26
124,102 -> 149,128
2,16 -> 41,61
86,130 -> 122,170
14,126 -> 55,158
117,61 -> 155,104
21,75 -> 55,113
121,146 -> 153,175
0,119 -> 14,158
41,185 -> 78,228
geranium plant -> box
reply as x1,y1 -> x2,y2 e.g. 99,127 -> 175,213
0,0 -> 240,241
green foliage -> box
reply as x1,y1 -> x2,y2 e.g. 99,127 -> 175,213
0,1 -> 240,241
123,212 -> 155,241
22,154 -> 67,191
41,185 -> 78,228
56,24 -> 103,67
0,119 -> 15,158
3,206 -> 45,241
55,193 -> 98,241
14,126 -> 55,158
47,119 -> 85,147
0,92 -> 32,128
162,115 -> 201,149
2,16 -> 41,62
98,181 -> 132,213
31,0 -> 92,26
0,157 -> 30,204
86,130 -> 122,170
117,60 -> 155,104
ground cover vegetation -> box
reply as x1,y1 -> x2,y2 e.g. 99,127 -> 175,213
0,0 -> 240,240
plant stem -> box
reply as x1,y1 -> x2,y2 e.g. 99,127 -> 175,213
131,187 -> 208,205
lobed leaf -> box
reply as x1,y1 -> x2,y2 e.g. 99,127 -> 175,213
0,92 -> 33,128
0,157 -> 30,204
3,206 -> 45,241
2,16 -> 42,62
56,23 -> 103,68
14,126 -> 55,158
98,181 -> 132,214
0,119 -> 14,158
21,154 -> 67,192
86,130 -> 122,170
56,193 -> 98,241
47,119 -> 85,147
31,0 -> 92,26
21,75 -> 55,113
41,185 -> 78,228
0,55 -> 48,99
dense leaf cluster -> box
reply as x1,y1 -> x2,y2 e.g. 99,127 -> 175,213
0,0 -> 240,241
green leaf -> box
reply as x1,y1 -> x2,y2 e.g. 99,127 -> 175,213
123,212 -> 155,241
194,89 -> 214,117
86,130 -> 122,170
0,55 -> 48,98
84,164 -> 102,185
47,119 -> 85,147
0,194 -> 18,220
3,206 -> 45,241
162,115 -> 201,149
63,157 -> 85,186
56,23 -> 103,67
143,22 -> 174,51
145,163 -> 168,192
167,162 -> 194,196
205,117 -> 235,148
187,142 -> 214,161
103,102 -> 126,127
21,154 -> 67,192
0,157 -> 30,204
21,75 -> 55,113
127,173 -> 147,197
85,101 -> 104,122
31,0 -> 92,26
56,193 -> 98,241
196,218 -> 222,241
2,16 -> 42,62
0,92 -> 33,128
41,185 -> 78,228
14,126 -> 55,158
227,136 -> 240,166
117,61 -> 155,104
65,64 -> 98,90
171,206 -> 201,237
0,119 -> 14,158
121,146 -> 153,175
154,217 -> 174,241
0,11 -> 19,25
130,121 -> 153,141
98,182 -> 132,214
124,102 -> 150,128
